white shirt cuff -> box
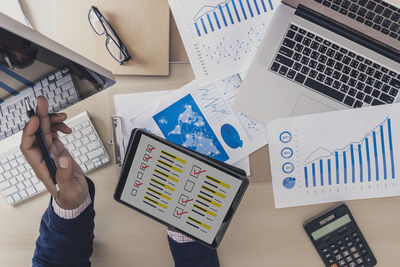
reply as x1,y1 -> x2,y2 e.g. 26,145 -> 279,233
52,194 -> 92,219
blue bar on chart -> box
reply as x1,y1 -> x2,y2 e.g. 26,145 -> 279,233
304,167 -> 309,188
194,22 -> 201,36
350,144 -> 355,183
358,144 -> 363,182
238,0 -> 248,20
373,131 -> 379,181
200,18 -> 208,34
366,137 -> 371,182
207,13 -> 215,32
387,118 -> 395,179
380,125 -> 387,179
268,0 -> 274,9
213,12 -> 221,29
246,0 -> 254,17
231,0 -> 242,22
253,0 -> 261,15
343,151 -> 347,184
225,3 -> 235,24
319,159 -> 324,186
328,159 -> 332,185
312,163 -> 316,187
335,151 -> 339,184
261,0 -> 267,12
219,5 -> 228,26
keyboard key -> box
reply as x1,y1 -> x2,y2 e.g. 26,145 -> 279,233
2,185 -> 18,197
372,99 -> 385,105
34,182 -> 46,192
305,78 -> 345,102
344,96 -> 355,106
271,62 -> 280,72
379,93 -> 394,103
26,186 -> 37,196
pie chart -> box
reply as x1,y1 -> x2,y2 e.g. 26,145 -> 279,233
283,177 -> 296,189
221,124 -> 243,149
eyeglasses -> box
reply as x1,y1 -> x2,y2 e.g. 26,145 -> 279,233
88,6 -> 131,65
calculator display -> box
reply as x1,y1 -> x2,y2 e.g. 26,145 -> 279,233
311,214 -> 352,241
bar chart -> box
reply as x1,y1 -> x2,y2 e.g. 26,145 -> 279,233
304,117 -> 395,188
267,104 -> 400,208
193,0 -> 275,36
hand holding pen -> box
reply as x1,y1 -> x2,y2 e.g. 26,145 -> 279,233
20,96 -> 89,210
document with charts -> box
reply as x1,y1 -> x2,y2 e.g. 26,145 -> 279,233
169,0 -> 280,81
130,74 -> 268,166
268,104 -> 400,209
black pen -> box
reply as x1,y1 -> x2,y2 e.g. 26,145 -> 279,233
25,98 -> 59,191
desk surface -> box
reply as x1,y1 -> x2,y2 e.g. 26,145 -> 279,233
1,1 -> 400,266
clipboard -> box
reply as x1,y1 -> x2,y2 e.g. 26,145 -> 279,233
114,128 -> 249,248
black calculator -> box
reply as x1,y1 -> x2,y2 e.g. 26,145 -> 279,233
304,203 -> 377,267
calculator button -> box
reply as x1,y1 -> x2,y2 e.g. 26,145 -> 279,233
330,244 -> 337,249
338,227 -> 348,235
364,254 -> 372,263
344,236 -> 351,242
335,254 -> 343,261
351,232 -> 358,238
356,257 -> 364,264
332,248 -> 340,255
361,248 -> 368,255
353,252 -> 360,259
349,246 -> 357,253
345,255 -> 353,263
354,237 -> 361,243
338,259 -> 346,266
339,245 -> 347,251
322,248 -> 329,253
349,262 -> 356,267
343,250 -> 350,257
328,258 -> 335,264
357,243 -> 364,249
347,241 -> 354,247
325,253 -> 332,259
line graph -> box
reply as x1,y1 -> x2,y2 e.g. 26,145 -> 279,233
192,84 -> 231,123
303,117 -> 395,188
201,23 -> 266,63
193,0 -> 274,36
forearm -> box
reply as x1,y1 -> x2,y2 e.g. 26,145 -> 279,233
32,178 -> 95,267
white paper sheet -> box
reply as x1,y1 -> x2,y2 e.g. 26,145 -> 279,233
168,0 -> 280,81
268,104 -> 400,209
0,0 -> 32,28
129,75 -> 268,170
114,90 -> 251,174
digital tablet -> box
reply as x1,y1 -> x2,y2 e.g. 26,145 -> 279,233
114,129 -> 249,248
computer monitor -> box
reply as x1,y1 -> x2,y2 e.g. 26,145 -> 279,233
0,11 -> 115,106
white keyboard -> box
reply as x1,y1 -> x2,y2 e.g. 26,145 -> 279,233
0,111 -> 111,205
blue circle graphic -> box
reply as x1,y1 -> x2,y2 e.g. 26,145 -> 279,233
221,124 -> 243,149
281,147 -> 293,159
283,177 -> 296,189
279,131 -> 292,143
282,162 -> 294,174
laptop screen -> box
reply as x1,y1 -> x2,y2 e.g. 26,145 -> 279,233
0,26 -> 114,104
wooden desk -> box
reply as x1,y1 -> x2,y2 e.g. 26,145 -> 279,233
1,1 -> 400,266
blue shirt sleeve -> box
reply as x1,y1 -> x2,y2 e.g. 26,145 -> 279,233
32,178 -> 95,267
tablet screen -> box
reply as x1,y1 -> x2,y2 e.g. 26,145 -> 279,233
120,134 -> 243,244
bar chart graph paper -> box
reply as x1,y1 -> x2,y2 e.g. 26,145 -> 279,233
168,0 -> 280,81
268,105 -> 400,208
193,0 -> 274,36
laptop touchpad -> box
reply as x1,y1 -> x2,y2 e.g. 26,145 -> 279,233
290,95 -> 335,116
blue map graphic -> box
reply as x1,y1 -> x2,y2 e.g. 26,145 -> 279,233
221,124 -> 242,149
153,94 -> 229,162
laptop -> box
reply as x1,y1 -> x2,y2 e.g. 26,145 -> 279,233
233,0 -> 400,123
0,12 -> 115,140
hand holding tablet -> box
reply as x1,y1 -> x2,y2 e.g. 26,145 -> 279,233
114,129 -> 248,248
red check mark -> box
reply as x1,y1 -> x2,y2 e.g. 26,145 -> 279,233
176,211 -> 188,216
141,165 -> 149,169
148,147 -> 156,151
145,156 -> 152,161
193,170 -> 206,175
181,198 -> 193,204
135,182 -> 143,187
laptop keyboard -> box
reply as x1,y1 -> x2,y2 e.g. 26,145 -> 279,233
270,24 -> 400,108
0,67 -> 80,141
314,0 -> 400,41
